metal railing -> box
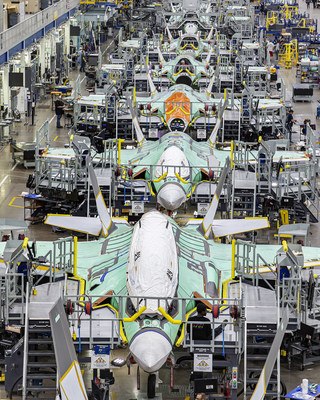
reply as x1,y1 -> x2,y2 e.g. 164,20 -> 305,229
22,282 -> 30,400
0,0 -> 79,64
60,291 -> 243,355
30,237 -> 75,287
234,239 -> 277,289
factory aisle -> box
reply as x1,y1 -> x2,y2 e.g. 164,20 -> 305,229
0,8 -> 320,400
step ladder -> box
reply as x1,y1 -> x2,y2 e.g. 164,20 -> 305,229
23,319 -> 57,400
244,324 -> 280,399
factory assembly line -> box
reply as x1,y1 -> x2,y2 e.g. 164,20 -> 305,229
1,0 -> 320,399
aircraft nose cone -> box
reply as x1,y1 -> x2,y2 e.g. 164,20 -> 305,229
129,331 -> 172,373
157,184 -> 186,211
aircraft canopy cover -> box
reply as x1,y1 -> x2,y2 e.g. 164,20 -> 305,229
127,211 -> 178,312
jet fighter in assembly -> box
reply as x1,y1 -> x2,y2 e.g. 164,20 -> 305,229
136,66 -> 218,133
45,159 -> 269,392
163,24 -> 214,58
148,46 -> 214,88
44,158 -> 320,398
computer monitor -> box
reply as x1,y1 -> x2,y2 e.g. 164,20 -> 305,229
300,323 -> 315,341
9,72 -> 24,87
194,378 -> 218,395
88,54 -> 99,67
70,25 -> 80,36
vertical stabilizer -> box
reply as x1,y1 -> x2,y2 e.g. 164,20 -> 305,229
166,25 -> 173,41
198,158 -> 231,239
208,96 -> 228,147
128,101 -> 146,146
88,162 -> 114,237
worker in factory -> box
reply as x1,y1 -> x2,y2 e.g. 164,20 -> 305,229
286,109 -> 297,143
55,95 -> 65,129
196,393 -> 207,400
187,303 -> 212,340
79,48 -> 87,72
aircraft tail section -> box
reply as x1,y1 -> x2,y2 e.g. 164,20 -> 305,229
45,162 -> 115,237
206,75 -> 215,99
211,218 -> 269,237
196,158 -> 269,238
128,101 -> 146,146
166,25 -> 173,41
198,158 -> 230,239
207,96 -> 228,147
157,46 -> 165,64
206,47 -> 213,65
88,163 -> 114,237
207,26 -> 214,40
145,62 -> 157,97
45,215 -> 102,236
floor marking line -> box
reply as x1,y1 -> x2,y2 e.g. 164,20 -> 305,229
49,115 -> 56,124
0,175 -> 8,187
81,75 -> 86,84
11,162 -> 18,171
8,197 -> 23,208
54,135 -> 58,142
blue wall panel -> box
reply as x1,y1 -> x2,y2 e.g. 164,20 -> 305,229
25,29 -> 44,48
56,13 -> 68,26
45,21 -> 55,32
0,6 -> 78,67
8,42 -> 24,58
0,53 -> 7,65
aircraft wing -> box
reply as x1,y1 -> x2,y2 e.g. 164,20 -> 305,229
73,226 -> 133,303
45,215 -> 102,236
212,218 -> 270,237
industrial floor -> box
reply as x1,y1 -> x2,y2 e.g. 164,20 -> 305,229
1,0 -> 320,398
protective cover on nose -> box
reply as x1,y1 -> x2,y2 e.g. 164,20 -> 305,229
157,184 -> 187,210
129,330 -> 172,373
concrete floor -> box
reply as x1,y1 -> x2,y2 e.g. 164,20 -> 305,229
1,0 -> 320,398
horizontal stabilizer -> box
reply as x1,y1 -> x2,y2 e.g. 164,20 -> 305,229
211,218 -> 269,237
45,215 -> 102,236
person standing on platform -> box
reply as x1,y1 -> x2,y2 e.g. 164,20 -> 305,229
55,96 -> 64,129
80,49 -> 87,72
286,110 -> 297,143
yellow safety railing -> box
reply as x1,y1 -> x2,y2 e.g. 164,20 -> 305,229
123,306 -> 147,322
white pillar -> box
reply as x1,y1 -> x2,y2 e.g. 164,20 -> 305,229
0,0 -> 3,33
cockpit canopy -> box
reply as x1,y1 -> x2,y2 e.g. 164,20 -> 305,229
155,146 -> 190,179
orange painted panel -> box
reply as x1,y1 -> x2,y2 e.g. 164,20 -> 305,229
165,91 -> 191,123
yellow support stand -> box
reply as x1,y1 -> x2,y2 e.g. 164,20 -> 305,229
266,11 -> 278,30
280,209 -> 289,225
278,40 -> 298,69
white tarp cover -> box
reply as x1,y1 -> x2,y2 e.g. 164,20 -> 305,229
155,146 -> 190,179
127,211 -> 178,311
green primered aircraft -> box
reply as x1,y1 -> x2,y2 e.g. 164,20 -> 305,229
45,159 -> 269,384
119,101 -> 226,210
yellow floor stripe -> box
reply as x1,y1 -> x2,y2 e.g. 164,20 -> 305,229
54,136 -> 69,143
8,197 -> 23,208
